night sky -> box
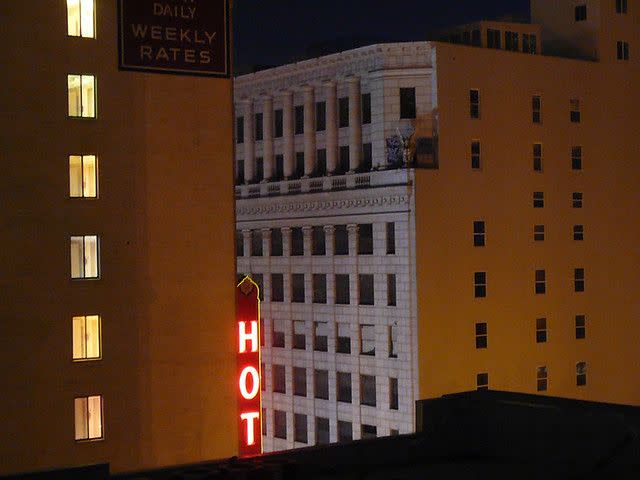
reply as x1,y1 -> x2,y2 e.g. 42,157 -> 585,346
234,0 -> 530,74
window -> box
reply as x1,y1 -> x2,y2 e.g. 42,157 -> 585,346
72,315 -> 101,360
339,97 -> 349,127
272,365 -> 286,394
574,268 -> 585,292
537,366 -> 548,392
362,143 -> 372,171
316,417 -> 330,445
252,274 -> 264,301
469,89 -> 480,118
271,228 -> 283,256
361,424 -> 377,439
255,113 -> 263,141
236,116 -> 244,143
312,274 -> 327,304
236,230 -> 244,257
358,224 -> 373,255
295,152 -> 305,178
67,0 -> 95,38
360,375 -> 376,407
70,235 -> 99,279
399,88 -> 416,119
533,143 -> 542,171
617,0 -> 628,14
68,74 -> 96,118
473,221 -> 485,247
275,154 -> 284,180
573,225 -> 584,241
338,420 -> 352,442
74,395 -> 103,441
505,31 -> 519,51
314,369 -> 329,399
271,274 -> 284,302
387,274 -> 397,307
314,322 -> 328,352
474,272 -> 486,298
236,160 -> 244,185
575,5 -> 587,21
294,105 -> 304,134
535,269 -> 546,294
334,225 -> 349,255
316,101 -> 326,131
477,373 -> 489,391
487,29 -> 501,49
523,34 -> 537,54
316,149 -> 327,175
390,428 -> 400,436
274,410 -> 287,439
471,141 -> 481,169
572,192 -> 583,208
293,367 -> 307,397
291,273 -> 305,302
532,96 -> 541,123
576,362 -> 587,386
617,41 -> 630,60
534,225 -> 545,242
251,230 -> 262,256
362,93 -> 371,124
271,320 -> 284,348
389,378 -> 399,410
291,227 -> 304,255
292,320 -> 306,349
337,372 -> 352,403
536,318 -> 547,343
338,146 -> 350,174
337,323 -> 351,354
274,109 -> 283,138
69,155 -> 98,198
335,274 -> 350,305
534,191 -> 544,208
570,99 -> 581,123
255,157 -> 264,182
386,223 -> 396,254
575,315 -> 586,339
312,226 -> 326,255
388,325 -> 398,358
358,274 -> 374,305
360,324 -> 375,356
475,322 -> 487,349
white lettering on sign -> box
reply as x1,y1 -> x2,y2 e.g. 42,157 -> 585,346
153,2 -> 197,20
239,366 -> 260,400
240,412 -> 260,446
238,321 -> 258,354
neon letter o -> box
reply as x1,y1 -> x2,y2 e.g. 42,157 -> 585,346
239,366 -> 260,400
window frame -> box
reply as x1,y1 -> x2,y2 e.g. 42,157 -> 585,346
70,234 -> 100,280
475,322 -> 487,349
72,315 -> 102,361
67,0 -> 96,38
474,271 -> 487,298
69,154 -> 98,198
469,89 -> 480,119
536,317 -> 547,343
399,87 -> 417,119
74,394 -> 103,441
67,74 -> 97,119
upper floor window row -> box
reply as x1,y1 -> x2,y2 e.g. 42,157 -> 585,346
67,0 -> 95,38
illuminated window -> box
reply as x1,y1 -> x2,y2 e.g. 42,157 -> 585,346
274,410 -> 286,439
293,367 -> 307,397
335,274 -> 350,305
290,227 -> 303,255
68,74 -> 96,118
272,319 -> 285,348
274,109 -> 283,138
576,362 -> 587,386
291,274 -> 305,303
617,0 -> 628,14
399,88 -> 416,119
358,224 -> 373,254
316,417 -> 330,445
294,105 -> 304,135
270,228 -> 283,256
570,99 -> 581,123
469,89 -> 480,118
250,230 -> 262,256
292,320 -> 306,349
337,372 -> 352,403
312,226 -> 326,255
475,322 -> 487,349
504,31 -> 519,51
574,268 -> 585,292
334,225 -> 349,255
359,324 -> 375,356
254,113 -> 263,141
477,372 -> 489,391
314,321 -> 328,352
362,93 -> 371,124
339,97 -> 349,128
537,366 -> 548,391
360,375 -> 376,407
67,0 -> 95,38
314,369 -> 329,399
536,318 -> 547,343
70,235 -> 99,279
72,315 -> 101,361
337,420 -> 352,442
473,221 -> 485,247
235,230 -> 243,257
272,365 -> 286,394
271,274 -> 284,302
388,325 -> 397,358
69,154 -> 98,198
316,101 -> 326,131
474,272 -> 486,298
535,269 -> 546,294
236,116 -> 244,143
523,34 -> 537,54
361,424 -> 377,439
387,274 -> 397,306
533,143 -> 542,171
575,315 -> 586,339
572,192 -> 583,208
471,140 -> 481,169
389,378 -> 398,410
573,224 -> 584,241
74,395 -> 103,441
336,323 -> 351,354
386,222 -> 396,254
617,41 -> 630,60
294,414 -> 308,443
575,4 -> 587,21
358,274 -> 374,305
534,191 -> 544,208
534,225 -> 545,242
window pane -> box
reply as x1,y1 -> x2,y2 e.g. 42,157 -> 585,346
84,235 -> 99,278
67,0 -> 81,36
80,0 -> 95,38
68,75 -> 81,117
70,236 -> 84,278
73,316 -> 87,359
82,155 -> 97,197
69,155 -> 83,197
81,75 -> 95,117
87,395 -> 102,439
85,315 -> 101,358
74,397 -> 88,440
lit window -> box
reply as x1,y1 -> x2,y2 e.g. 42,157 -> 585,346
537,366 -> 548,391
469,90 -> 480,119
473,221 -> 485,246
74,395 -> 103,441
67,0 -> 95,38
576,362 -> 587,386
534,225 -> 545,242
359,324 -> 375,356
69,155 -> 97,198
617,41 -> 630,60
534,191 -> 544,208
574,268 -> 585,292
570,99 -> 581,123
573,224 -> 584,241
536,317 -> 547,343
475,322 -> 487,349
477,372 -> 488,390
471,140 -> 481,169
70,235 -> 99,279
533,143 -> 542,171
532,96 -> 542,123
575,4 -> 587,21
474,272 -> 486,298
575,315 -> 586,339
68,74 -> 96,118
73,315 -> 101,360
535,269 -> 546,294
572,192 -> 583,208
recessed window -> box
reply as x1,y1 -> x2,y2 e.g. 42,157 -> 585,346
294,105 -> 304,135
358,224 -> 373,255
67,0 -> 95,38
573,224 -> 584,241
314,369 -> 329,400
575,315 -> 586,339
475,322 -> 487,349
255,113 -> 263,141
574,268 -> 585,292
576,362 -> 587,386
272,364 -> 286,394
505,31 -> 519,51
473,221 -> 485,247
399,88 -> 416,119
255,157 -> 264,182
360,374 -> 376,407
337,323 -> 351,354
339,97 -> 349,128
523,34 -> 537,54
337,371 -> 352,403
359,274 -> 374,305
335,274 -> 350,305
271,228 -> 283,256
536,317 -> 547,343
386,222 -> 396,254
469,89 -> 480,119
74,395 -> 103,441
334,225 -> 349,255
362,143 -> 373,171
275,154 -> 284,180
388,325 -> 398,358
474,272 -> 486,298
235,230 -> 243,257
533,143 -> 542,171
316,148 -> 327,175
316,101 -> 326,132
617,41 -> 630,60
534,191 -> 544,208
362,93 -> 371,124
72,315 -> 101,360
235,160 -> 244,185
617,0 -> 628,14
312,226 -> 326,255
272,319 -> 285,348
251,230 -> 262,256
292,320 -> 306,349
532,96 -> 541,123
570,99 -> 581,123
70,235 -> 99,279
477,372 -> 489,390
290,227 -> 303,255
274,109 -> 283,138
68,74 -> 96,118
487,29 -> 501,49
572,192 -> 583,208
389,377 -> 399,410
293,367 -> 307,397
271,274 -> 284,302
312,274 -> 327,304
575,4 -> 587,21
471,141 -> 481,169
387,274 -> 397,307
338,146 -> 350,174
69,154 -> 98,198
360,324 -> 375,356
535,269 -> 546,294
314,321 -> 328,352
274,410 -> 287,439
361,424 -> 377,439
236,116 -> 244,144
295,152 -> 305,178
337,420 -> 352,442
294,414 -> 307,443
537,366 -> 548,391
534,225 -> 545,242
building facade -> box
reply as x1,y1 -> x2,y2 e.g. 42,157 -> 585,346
235,0 -> 640,452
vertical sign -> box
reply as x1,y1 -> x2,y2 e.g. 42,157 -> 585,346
236,276 -> 262,456
118,0 -> 230,77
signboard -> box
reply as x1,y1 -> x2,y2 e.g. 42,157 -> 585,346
118,0 -> 230,77
235,276 -> 262,456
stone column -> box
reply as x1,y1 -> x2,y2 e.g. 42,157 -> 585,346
323,225 -> 335,256
262,95 -> 274,181
242,229 -> 252,258
303,86 -> 316,177
324,225 -> 335,305
324,80 -> 338,174
282,90 -> 295,178
282,226 -> 291,258
261,227 -> 271,257
242,99 -> 255,184
347,77 -> 362,173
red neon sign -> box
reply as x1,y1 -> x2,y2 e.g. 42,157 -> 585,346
236,276 -> 262,456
